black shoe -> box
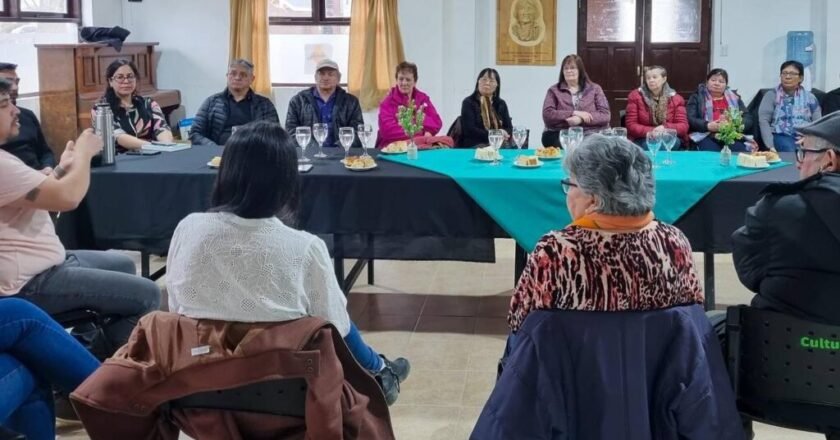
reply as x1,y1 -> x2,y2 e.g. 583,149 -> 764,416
380,355 -> 410,383
375,367 -> 401,406
0,426 -> 25,440
53,392 -> 80,422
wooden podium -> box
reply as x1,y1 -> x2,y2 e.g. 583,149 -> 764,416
36,42 -> 181,154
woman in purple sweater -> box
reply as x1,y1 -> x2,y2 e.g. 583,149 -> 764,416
541,54 -> 611,148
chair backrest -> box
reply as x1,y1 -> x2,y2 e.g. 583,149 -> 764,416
726,306 -> 840,430
745,88 -> 771,149
168,378 -> 308,418
446,116 -> 463,147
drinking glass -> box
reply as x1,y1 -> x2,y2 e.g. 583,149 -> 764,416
295,126 -> 311,164
512,126 -> 527,150
338,127 -> 355,161
661,128 -> 678,165
646,131 -> 662,168
357,124 -> 374,157
612,127 -> 627,139
488,129 -> 504,166
312,123 -> 328,159
600,128 -> 613,137
569,127 -> 584,145
559,129 -> 571,152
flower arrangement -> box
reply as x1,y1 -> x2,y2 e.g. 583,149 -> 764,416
397,99 -> 426,138
714,107 -> 745,147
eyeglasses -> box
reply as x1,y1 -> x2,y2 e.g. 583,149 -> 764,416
561,178 -> 578,194
111,74 -> 136,83
795,147 -> 830,163
228,70 -> 251,79
780,71 -> 801,78
479,78 -> 497,84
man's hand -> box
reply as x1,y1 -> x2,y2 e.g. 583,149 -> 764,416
39,167 -> 53,176
73,128 -> 104,159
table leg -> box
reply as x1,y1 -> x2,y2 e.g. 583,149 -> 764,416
514,244 -> 527,285
141,251 -> 150,278
704,252 -> 716,311
367,259 -> 375,285
334,257 -> 345,295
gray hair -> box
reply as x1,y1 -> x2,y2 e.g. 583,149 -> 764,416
564,134 -> 655,216
228,58 -> 254,74
644,65 -> 667,78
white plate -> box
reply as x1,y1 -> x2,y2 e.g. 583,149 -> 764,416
345,164 -> 378,171
767,158 -> 782,164
737,163 -> 770,169
514,160 -> 543,168
207,161 -> 219,169
380,149 -> 407,155
474,156 -> 503,162
535,154 -> 562,161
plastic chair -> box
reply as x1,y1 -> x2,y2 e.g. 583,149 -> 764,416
726,306 -> 840,439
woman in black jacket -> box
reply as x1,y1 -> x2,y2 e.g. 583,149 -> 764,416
459,68 -> 514,148
686,68 -> 753,152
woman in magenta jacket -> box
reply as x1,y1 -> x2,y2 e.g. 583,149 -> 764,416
376,61 -> 443,148
625,66 -> 689,148
541,54 -> 611,148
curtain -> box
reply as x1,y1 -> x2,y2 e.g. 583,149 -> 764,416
229,0 -> 272,97
348,0 -> 406,111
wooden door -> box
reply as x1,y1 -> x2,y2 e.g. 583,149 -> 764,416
578,0 -> 712,127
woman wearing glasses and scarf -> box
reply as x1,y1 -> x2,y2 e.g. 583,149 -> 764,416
459,68 -> 513,148
687,68 -> 753,152
758,60 -> 822,152
91,59 -> 174,152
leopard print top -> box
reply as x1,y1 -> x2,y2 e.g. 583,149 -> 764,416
508,222 -> 704,332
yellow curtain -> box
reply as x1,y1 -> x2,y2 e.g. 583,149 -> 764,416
229,0 -> 272,97
348,0 -> 406,111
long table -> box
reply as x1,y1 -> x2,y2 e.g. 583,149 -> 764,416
57,147 -> 799,308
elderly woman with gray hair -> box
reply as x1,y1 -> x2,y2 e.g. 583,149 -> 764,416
508,135 -> 704,334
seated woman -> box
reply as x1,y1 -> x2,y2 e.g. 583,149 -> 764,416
687,68 -> 754,152
626,66 -> 689,149
542,54 -> 610,148
92,59 -> 174,152
758,60 -> 822,152
507,134 -> 703,347
166,121 -> 409,405
459,68 -> 513,148
376,61 -> 445,149
0,298 -> 99,439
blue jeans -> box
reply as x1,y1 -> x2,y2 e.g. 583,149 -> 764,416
0,298 -> 99,439
17,250 -> 161,353
344,321 -> 383,372
773,133 -> 799,152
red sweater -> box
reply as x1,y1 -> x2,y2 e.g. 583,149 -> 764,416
625,89 -> 689,143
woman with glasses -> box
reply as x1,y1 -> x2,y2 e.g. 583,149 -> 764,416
509,134 -> 703,336
542,54 -> 610,148
626,65 -> 689,149
687,68 -> 753,152
758,60 -> 822,152
458,68 -> 513,148
92,59 -> 174,152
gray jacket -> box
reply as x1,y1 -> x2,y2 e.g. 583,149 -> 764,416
285,87 -> 364,148
758,89 -> 822,150
189,88 -> 279,147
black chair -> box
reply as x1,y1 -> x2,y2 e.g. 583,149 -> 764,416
726,306 -> 840,439
745,88 -> 771,150
53,309 -> 114,360
446,116 -> 463,146
167,378 -> 308,418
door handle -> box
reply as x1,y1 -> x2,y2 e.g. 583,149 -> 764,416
637,65 -> 640,76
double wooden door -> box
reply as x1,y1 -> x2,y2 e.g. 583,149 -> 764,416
577,0 -> 712,126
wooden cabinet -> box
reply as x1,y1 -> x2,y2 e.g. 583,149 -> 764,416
36,42 -> 181,154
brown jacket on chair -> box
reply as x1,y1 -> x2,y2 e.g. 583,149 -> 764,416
70,312 -> 395,440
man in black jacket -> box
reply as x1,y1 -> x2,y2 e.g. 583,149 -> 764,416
189,59 -> 278,147
285,59 -> 363,149
733,111 -> 840,325
0,62 -> 55,170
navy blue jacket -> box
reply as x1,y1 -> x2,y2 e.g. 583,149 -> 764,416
471,305 -> 744,440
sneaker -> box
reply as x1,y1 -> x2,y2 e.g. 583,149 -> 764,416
380,355 -> 410,383
375,367 -> 401,406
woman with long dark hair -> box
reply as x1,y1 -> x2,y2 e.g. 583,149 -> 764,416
92,59 -> 173,152
459,68 -> 514,147
165,121 -> 410,405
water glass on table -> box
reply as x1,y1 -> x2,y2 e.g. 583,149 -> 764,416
611,127 -> 627,139
295,126 -> 311,164
512,126 -> 527,150
339,127 -> 355,161
357,124 -> 374,157
646,131 -> 662,168
312,123 -> 328,159
488,129 -> 504,166
661,128 -> 678,166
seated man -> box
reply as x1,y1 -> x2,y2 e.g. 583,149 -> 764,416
0,62 -> 55,170
733,110 -> 840,325
189,59 -> 278,147
285,58 -> 363,149
0,78 -> 161,356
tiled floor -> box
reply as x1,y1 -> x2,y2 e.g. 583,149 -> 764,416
55,240 -> 822,439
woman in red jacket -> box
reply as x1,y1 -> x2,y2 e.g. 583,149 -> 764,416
625,66 -> 688,149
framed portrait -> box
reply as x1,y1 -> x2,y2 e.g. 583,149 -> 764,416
496,0 -> 556,65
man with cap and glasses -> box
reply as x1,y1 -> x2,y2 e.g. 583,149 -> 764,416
285,58 -> 364,149
732,110 -> 840,325
190,59 -> 279,147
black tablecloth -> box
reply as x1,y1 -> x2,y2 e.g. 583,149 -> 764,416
57,147 -> 799,259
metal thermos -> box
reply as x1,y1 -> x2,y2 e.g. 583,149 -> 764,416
93,103 -> 116,166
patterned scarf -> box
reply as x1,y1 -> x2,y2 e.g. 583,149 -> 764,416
772,84 -> 815,135
700,84 -> 741,122
480,95 -> 501,131
640,83 -> 676,126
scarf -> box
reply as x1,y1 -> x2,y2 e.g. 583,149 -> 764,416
479,95 -> 501,131
701,84 -> 741,122
570,212 -> 654,231
640,83 -> 675,126
772,84 -> 815,136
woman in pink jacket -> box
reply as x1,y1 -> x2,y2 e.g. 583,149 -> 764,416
376,62 -> 443,148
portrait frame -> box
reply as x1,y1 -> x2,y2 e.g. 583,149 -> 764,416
496,0 -> 556,65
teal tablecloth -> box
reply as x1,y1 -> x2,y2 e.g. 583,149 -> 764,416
379,149 -> 791,251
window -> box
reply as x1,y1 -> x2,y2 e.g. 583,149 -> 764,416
0,0 -> 81,22
269,0 -> 352,86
